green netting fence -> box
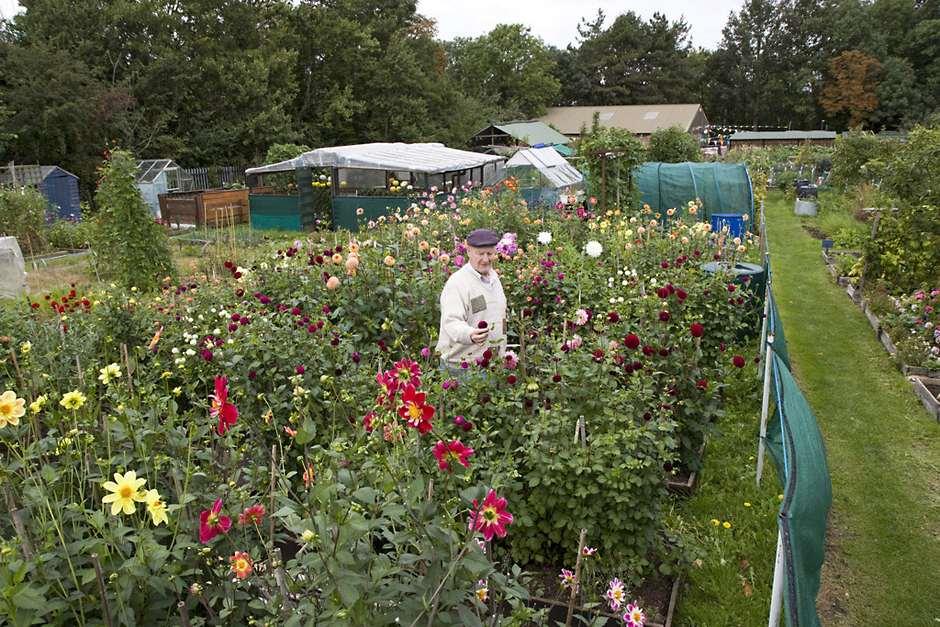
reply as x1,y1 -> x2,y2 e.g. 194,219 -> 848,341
635,162 -> 754,222
762,274 -> 832,627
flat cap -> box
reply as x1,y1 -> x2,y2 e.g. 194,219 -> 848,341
466,228 -> 500,247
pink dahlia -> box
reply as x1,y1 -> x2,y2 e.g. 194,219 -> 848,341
432,440 -> 474,472
469,489 -> 513,541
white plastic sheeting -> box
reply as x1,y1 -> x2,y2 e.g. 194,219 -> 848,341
504,147 -> 583,189
246,143 -> 504,176
0,236 -> 26,299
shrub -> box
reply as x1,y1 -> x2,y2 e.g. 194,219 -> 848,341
863,204 -> 939,294
878,125 -> 940,207
46,219 -> 95,250
829,130 -> 897,188
647,126 -> 701,163
92,149 -> 175,289
0,185 -> 47,253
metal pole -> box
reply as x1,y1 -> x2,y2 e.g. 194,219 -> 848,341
768,528 -> 785,627
757,288 -> 770,379
757,338 -> 774,485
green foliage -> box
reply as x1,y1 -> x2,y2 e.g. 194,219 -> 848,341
446,24 -> 560,119
863,204 -> 939,295
557,10 -> 699,106
829,130 -> 896,188
578,121 -> 646,210
92,150 -> 174,289
647,126 -> 701,163
0,186 -> 47,253
262,143 -> 311,194
45,220 -> 95,250
877,125 -> 940,207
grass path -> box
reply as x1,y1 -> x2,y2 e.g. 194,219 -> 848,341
765,192 -> 940,625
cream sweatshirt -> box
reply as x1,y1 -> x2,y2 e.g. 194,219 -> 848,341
436,263 -> 507,366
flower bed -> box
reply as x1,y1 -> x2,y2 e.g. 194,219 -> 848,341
0,190 -> 759,624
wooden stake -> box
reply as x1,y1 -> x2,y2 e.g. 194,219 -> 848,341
272,547 -> 295,609
3,486 -> 34,559
564,529 -> 588,627
177,601 -> 191,627
268,445 -> 277,548
91,553 -> 114,627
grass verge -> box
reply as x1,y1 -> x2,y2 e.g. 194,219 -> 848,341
763,191 -> 940,625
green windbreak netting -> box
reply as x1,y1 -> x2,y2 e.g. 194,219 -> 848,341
765,353 -> 832,627
768,289 -> 790,370
635,162 -> 754,222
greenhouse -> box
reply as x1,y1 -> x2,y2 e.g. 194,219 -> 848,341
504,146 -> 584,206
245,143 -> 505,231
136,159 -> 194,218
635,161 -> 754,225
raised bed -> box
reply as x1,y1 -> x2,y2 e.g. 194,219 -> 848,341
909,376 -> 940,421
878,329 -> 898,357
862,302 -> 881,334
902,365 -> 940,379
667,440 -> 707,496
159,188 -> 250,228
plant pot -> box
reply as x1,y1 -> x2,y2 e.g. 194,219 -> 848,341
909,376 -> 940,421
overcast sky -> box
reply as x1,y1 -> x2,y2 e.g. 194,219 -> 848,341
0,0 -> 742,50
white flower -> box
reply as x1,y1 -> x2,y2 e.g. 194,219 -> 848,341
185,349 -> 196,357
584,240 -> 603,258
537,231 -> 552,245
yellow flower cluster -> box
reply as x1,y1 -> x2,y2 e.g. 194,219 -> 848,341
101,471 -> 168,525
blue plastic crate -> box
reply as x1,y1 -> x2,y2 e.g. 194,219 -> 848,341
710,213 -> 746,238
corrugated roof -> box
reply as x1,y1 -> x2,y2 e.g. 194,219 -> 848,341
729,130 -> 837,141
539,104 -> 705,135
505,147 -> 583,189
246,143 -> 503,176
491,121 -> 570,146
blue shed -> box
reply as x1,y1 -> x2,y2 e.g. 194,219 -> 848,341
0,165 -> 81,220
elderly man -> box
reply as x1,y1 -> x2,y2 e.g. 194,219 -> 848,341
436,228 -> 507,372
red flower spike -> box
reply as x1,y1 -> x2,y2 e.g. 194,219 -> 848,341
210,376 -> 239,435
690,322 -> 704,338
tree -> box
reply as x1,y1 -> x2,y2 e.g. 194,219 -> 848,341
647,127 -> 701,163
820,50 -> 882,128
559,10 -> 700,106
445,24 -> 560,119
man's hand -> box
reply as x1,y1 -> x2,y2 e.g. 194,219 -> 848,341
470,328 -> 489,345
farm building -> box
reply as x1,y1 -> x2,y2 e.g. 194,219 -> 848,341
538,104 -> 709,143
245,143 -> 504,231
728,130 -> 837,148
468,121 -> 574,157
136,159 -> 193,218
0,164 -> 81,220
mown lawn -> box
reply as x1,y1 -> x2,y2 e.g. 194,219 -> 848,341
677,191 -> 940,626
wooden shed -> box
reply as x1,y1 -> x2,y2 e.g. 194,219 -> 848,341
0,164 -> 81,219
728,130 -> 837,149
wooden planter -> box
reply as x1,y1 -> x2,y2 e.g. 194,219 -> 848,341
862,303 -> 881,335
845,284 -> 862,304
909,377 -> 940,421
529,575 -> 682,627
667,440 -> 707,496
878,329 -> 898,357
159,188 -> 250,228
902,365 -> 940,379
